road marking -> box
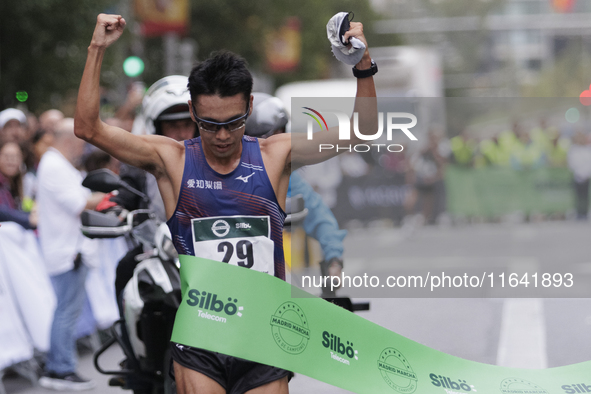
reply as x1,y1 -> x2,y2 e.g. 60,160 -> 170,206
497,298 -> 547,368
497,258 -> 547,368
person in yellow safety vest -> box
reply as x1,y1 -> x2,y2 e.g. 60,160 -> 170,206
530,118 -> 555,155
450,129 -> 476,167
477,127 -> 518,168
496,123 -> 521,167
478,135 -> 503,167
547,133 -> 570,167
531,120 -> 569,168
510,125 -> 546,170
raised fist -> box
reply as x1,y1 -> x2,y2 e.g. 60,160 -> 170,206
90,14 -> 126,49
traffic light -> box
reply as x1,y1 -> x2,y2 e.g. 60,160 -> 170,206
123,56 -> 145,77
16,91 -> 28,102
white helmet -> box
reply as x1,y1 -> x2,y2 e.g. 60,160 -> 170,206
132,75 -> 192,136
245,92 -> 288,138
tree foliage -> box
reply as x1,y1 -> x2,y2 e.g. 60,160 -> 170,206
1,0 -> 388,114
140,0 -> 387,90
0,0 -> 120,114
522,42 -> 591,97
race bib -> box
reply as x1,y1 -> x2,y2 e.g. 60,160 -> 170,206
191,215 -> 274,275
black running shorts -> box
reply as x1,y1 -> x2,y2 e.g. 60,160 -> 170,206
170,342 -> 293,394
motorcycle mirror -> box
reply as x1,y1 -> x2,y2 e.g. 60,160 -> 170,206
82,169 -> 149,201
82,169 -> 121,193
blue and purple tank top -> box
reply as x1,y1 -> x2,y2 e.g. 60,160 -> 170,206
167,136 -> 287,280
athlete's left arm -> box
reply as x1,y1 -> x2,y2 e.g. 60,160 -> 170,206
290,21 -> 378,168
259,134 -> 293,211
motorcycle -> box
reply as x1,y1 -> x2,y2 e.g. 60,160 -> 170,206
81,169 -> 180,394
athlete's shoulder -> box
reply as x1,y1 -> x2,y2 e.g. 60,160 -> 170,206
185,136 -> 201,146
258,133 -> 290,149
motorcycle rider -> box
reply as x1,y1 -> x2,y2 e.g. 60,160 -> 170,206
245,93 -> 346,296
96,75 -> 198,300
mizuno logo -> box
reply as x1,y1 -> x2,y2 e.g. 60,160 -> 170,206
236,173 -> 255,183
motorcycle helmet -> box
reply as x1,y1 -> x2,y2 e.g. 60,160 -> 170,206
131,75 -> 193,136
244,92 -> 288,138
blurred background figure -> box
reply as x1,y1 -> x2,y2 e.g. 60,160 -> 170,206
409,128 -> 448,225
450,127 -> 476,167
36,118 -> 103,391
113,81 -> 145,132
567,130 -> 591,220
38,109 -> 64,135
96,75 -> 196,303
0,108 -> 28,144
546,127 -> 570,168
511,121 -> 547,170
0,141 -> 36,229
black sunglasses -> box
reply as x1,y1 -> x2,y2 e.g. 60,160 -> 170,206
193,105 -> 250,133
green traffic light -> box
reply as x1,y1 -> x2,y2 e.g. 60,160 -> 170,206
123,56 -> 145,77
16,91 -> 28,102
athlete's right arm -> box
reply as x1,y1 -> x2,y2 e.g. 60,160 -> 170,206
74,14 -> 180,176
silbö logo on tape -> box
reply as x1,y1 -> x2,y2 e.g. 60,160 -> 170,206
561,382 -> 591,393
270,302 -> 310,355
322,331 -> 358,366
430,373 -> 477,392
186,289 -> 243,323
302,107 -> 418,153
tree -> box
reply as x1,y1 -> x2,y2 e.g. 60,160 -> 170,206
141,0 -> 387,90
1,0 -> 388,114
0,0 -> 120,114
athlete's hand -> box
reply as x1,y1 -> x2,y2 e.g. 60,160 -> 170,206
90,14 -> 126,49
343,21 -> 371,69
343,22 -> 368,49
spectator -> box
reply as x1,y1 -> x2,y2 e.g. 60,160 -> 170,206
0,108 -> 28,144
39,109 -> 64,134
450,128 -> 476,167
25,112 -> 39,141
36,118 -> 103,391
547,131 -> 570,168
410,130 -> 447,224
567,130 -> 591,220
114,81 -> 145,132
0,141 -> 36,229
510,123 -> 546,170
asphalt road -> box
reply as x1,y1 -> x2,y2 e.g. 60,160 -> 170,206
3,221 -> 591,393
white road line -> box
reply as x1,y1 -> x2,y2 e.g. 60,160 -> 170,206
496,298 -> 547,368
497,258 -> 547,368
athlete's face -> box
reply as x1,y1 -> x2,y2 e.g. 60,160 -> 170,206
190,94 -> 253,160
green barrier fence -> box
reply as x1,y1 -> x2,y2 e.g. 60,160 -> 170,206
172,256 -> 591,394
445,166 -> 574,218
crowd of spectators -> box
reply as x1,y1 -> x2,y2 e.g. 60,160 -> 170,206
0,84 -> 142,388
448,119 -> 571,170
300,117 -> 591,228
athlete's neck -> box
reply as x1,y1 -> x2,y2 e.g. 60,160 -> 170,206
202,139 -> 243,175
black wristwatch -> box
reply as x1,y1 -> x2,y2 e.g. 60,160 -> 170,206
352,59 -> 378,78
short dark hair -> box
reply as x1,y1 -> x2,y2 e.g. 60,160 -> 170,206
188,51 -> 252,108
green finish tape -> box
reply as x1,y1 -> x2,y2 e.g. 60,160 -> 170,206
171,255 -> 591,394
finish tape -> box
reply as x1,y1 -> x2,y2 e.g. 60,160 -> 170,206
171,255 -> 591,394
